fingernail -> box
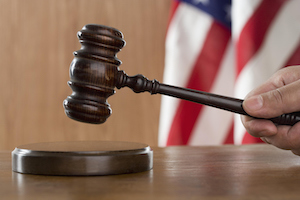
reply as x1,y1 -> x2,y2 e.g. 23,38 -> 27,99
244,95 -> 263,111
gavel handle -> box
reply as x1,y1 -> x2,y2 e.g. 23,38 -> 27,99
116,71 -> 300,126
158,83 -> 300,125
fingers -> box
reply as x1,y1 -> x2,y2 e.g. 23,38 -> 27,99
241,115 -> 277,137
243,80 -> 300,118
242,115 -> 300,152
241,66 -> 300,154
247,66 -> 300,97
245,66 -> 300,98
261,123 -> 300,150
243,67 -> 300,118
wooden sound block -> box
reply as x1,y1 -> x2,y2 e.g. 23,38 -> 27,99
12,141 -> 153,176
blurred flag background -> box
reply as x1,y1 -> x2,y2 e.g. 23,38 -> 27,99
158,0 -> 300,146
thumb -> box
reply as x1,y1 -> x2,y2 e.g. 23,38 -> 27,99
243,80 -> 300,118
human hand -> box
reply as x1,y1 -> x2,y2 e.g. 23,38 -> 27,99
241,65 -> 300,155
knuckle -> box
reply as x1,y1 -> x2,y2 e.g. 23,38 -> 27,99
271,88 -> 284,105
272,74 -> 286,88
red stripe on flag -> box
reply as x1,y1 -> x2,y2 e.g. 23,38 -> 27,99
236,0 -> 287,76
166,21 -> 231,145
223,121 -> 234,144
242,133 -> 263,144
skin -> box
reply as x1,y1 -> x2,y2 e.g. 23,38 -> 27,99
241,65 -> 300,156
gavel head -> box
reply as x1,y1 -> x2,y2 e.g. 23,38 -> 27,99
63,24 -> 125,124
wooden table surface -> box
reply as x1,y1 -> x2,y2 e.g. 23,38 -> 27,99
1,144 -> 300,200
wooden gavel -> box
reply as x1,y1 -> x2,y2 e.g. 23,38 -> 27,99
63,24 -> 300,125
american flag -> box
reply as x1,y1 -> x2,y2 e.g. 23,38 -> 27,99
158,0 -> 300,146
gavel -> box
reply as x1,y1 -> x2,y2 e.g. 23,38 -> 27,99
63,24 -> 300,126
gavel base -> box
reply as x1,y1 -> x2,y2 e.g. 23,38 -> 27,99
11,141 -> 153,176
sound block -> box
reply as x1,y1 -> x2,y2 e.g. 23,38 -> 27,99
12,141 -> 153,176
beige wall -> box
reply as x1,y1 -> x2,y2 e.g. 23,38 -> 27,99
0,0 -> 171,150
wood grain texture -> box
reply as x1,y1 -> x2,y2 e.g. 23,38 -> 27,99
2,145 -> 300,199
0,0 -> 171,150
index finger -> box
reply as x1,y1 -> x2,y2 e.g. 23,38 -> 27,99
245,66 -> 300,98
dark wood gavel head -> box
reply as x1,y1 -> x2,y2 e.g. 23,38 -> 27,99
63,24 -> 126,124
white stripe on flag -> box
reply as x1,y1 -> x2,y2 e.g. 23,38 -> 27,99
159,2 -> 213,147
